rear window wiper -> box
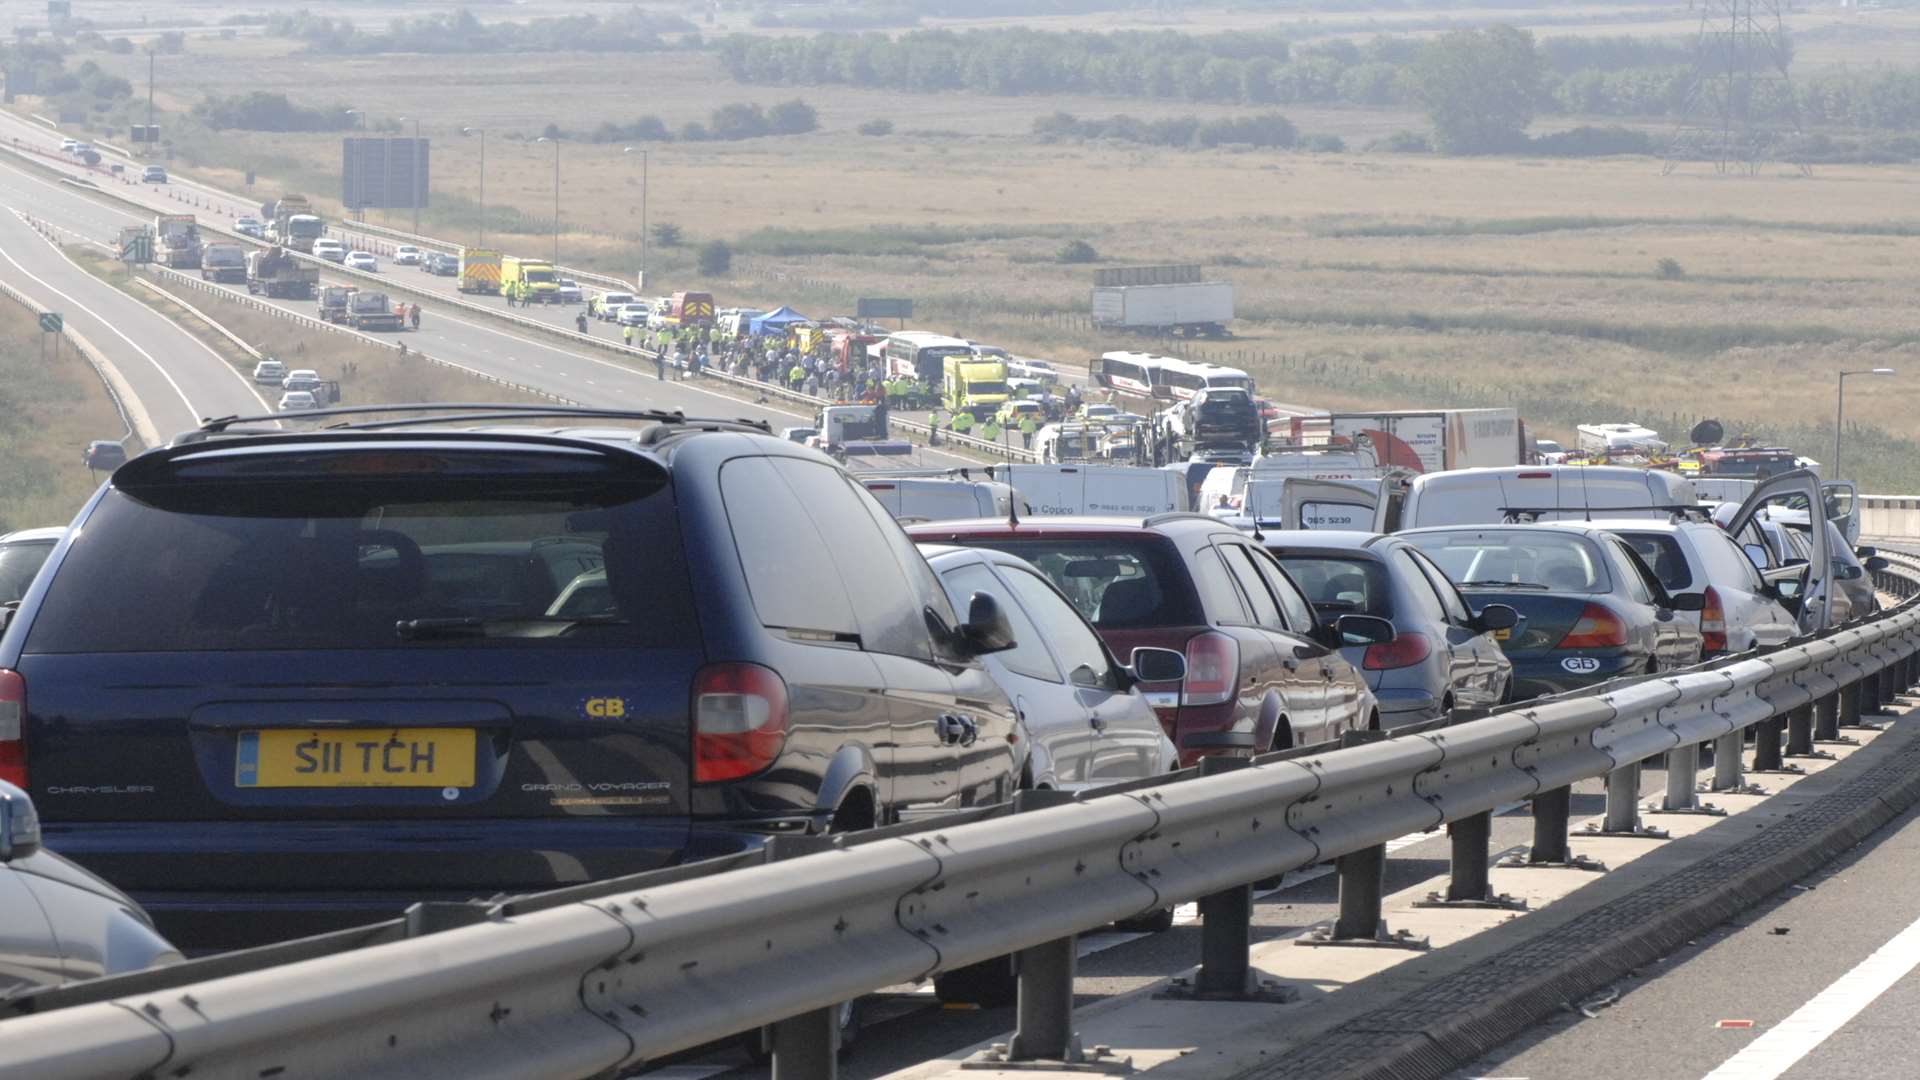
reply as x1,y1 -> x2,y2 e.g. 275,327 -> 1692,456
396,615 -> 621,641
1458,580 -> 1552,590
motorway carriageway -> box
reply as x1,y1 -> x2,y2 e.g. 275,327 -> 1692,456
0,143 -> 984,466
0,177 -> 270,440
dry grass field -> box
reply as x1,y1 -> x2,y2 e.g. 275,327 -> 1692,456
0,298 -> 136,532
25,3 -> 1920,488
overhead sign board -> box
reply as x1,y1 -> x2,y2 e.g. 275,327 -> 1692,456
342,137 -> 430,211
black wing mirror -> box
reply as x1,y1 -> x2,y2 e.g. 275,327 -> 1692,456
1128,647 -> 1187,683
960,592 -> 1018,656
1475,604 -> 1519,631
1333,614 -> 1395,646
1866,556 -> 1890,573
1856,546 -> 1878,558
1666,592 -> 1708,612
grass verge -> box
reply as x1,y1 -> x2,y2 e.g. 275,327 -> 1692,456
0,298 -> 139,532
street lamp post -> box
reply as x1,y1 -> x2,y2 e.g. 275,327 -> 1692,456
1835,368 -> 1896,481
460,127 -> 485,249
624,146 -> 648,288
535,135 -> 561,265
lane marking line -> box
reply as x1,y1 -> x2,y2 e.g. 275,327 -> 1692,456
1700,908 -> 1920,1080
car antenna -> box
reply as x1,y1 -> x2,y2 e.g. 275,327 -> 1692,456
1580,463 -> 1594,522
1250,516 -> 1265,542
1007,483 -> 1021,528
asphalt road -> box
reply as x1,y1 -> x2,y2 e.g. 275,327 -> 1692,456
1449,786 -> 1920,1080
0,170 -> 270,441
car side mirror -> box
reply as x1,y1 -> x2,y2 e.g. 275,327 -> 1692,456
1743,544 -> 1769,569
0,781 -> 42,862
1667,592 -> 1708,612
1835,563 -> 1863,581
0,606 -> 13,635
1128,646 -> 1186,684
1866,556 -> 1890,573
1475,604 -> 1519,631
1856,546 -> 1878,559
1333,613 -> 1395,646
960,592 -> 1018,656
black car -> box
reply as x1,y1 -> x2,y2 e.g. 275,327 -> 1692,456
1402,523 -> 1706,699
0,406 -> 1022,949
421,252 -> 459,276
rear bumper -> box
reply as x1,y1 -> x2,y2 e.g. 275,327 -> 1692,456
1374,687 -> 1444,728
43,818 -> 765,952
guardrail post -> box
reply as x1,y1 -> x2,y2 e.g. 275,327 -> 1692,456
1502,785 -> 1599,871
1877,662 -> 1900,712
1751,715 -> 1792,771
1591,763 -> 1666,838
1649,740 -> 1724,816
1709,729 -> 1757,794
1814,691 -> 1842,742
1298,843 -> 1427,949
1006,936 -> 1079,1062
771,1008 -> 838,1080
1417,809 -> 1525,910
1840,678 -> 1878,730
1783,704 -> 1830,760
1157,757 -> 1296,1002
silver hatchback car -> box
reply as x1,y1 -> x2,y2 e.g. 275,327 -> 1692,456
1264,531 -> 1514,727
0,781 -> 181,999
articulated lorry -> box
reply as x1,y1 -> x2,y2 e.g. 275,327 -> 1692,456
1286,408 -> 1526,475
264,195 -> 325,254
246,248 -> 319,300
153,214 -> 202,269
199,242 -> 248,284
942,354 -> 1010,420
1091,267 -> 1234,339
458,249 -> 502,295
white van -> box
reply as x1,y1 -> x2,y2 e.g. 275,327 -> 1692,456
860,476 -> 1021,523
718,308 -> 765,336
1396,465 -> 1696,531
990,463 -> 1185,517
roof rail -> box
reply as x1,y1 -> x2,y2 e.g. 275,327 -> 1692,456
185,403 -> 773,440
1142,511 -> 1222,528
854,467 -> 978,481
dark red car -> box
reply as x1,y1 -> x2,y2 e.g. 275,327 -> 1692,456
906,514 -> 1388,765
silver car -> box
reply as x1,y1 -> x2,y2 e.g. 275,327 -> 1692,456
0,782 -> 181,999
919,545 -> 1180,791
0,527 -> 67,606
1265,531 -> 1514,727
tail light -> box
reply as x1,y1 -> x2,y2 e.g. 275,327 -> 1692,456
1364,631 -> 1432,671
691,663 -> 789,784
1556,604 -> 1629,649
1700,586 -> 1729,655
1182,632 -> 1240,706
0,670 -> 24,788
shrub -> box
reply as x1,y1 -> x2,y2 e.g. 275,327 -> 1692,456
1655,257 -> 1686,280
858,118 -> 894,136
1302,132 -> 1346,152
1056,239 -> 1099,264
1529,125 -> 1653,157
1366,130 -> 1432,153
697,240 -> 733,276
767,98 -> 818,135
652,222 -> 684,248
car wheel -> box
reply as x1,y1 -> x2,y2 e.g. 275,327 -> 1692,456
1115,905 -> 1176,933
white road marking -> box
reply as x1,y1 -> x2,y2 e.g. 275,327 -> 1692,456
1699,909 -> 1920,1080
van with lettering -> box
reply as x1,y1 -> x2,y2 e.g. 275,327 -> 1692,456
0,405 -> 1022,953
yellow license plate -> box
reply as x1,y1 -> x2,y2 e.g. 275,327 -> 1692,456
1494,629 -> 1512,641
236,728 -> 475,788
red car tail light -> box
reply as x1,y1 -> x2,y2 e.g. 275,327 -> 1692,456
691,663 -> 789,783
1364,631 -> 1432,671
1557,604 -> 1629,649
0,670 -> 24,788
1700,586 -> 1729,655
1182,632 -> 1240,707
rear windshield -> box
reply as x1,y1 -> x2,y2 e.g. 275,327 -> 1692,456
1274,556 -> 1392,617
1614,532 -> 1693,591
965,537 -> 1201,630
1404,529 -> 1611,594
23,463 -> 692,653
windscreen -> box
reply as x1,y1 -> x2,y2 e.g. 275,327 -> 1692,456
24,457 -> 691,653
968,538 -> 1200,629
1403,529 -> 1612,594
1275,556 -> 1392,617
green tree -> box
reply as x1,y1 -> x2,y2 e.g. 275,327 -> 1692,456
1409,26 -> 1543,154
651,222 -> 683,247
767,98 -> 818,135
697,240 -> 733,276
1056,239 -> 1098,264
